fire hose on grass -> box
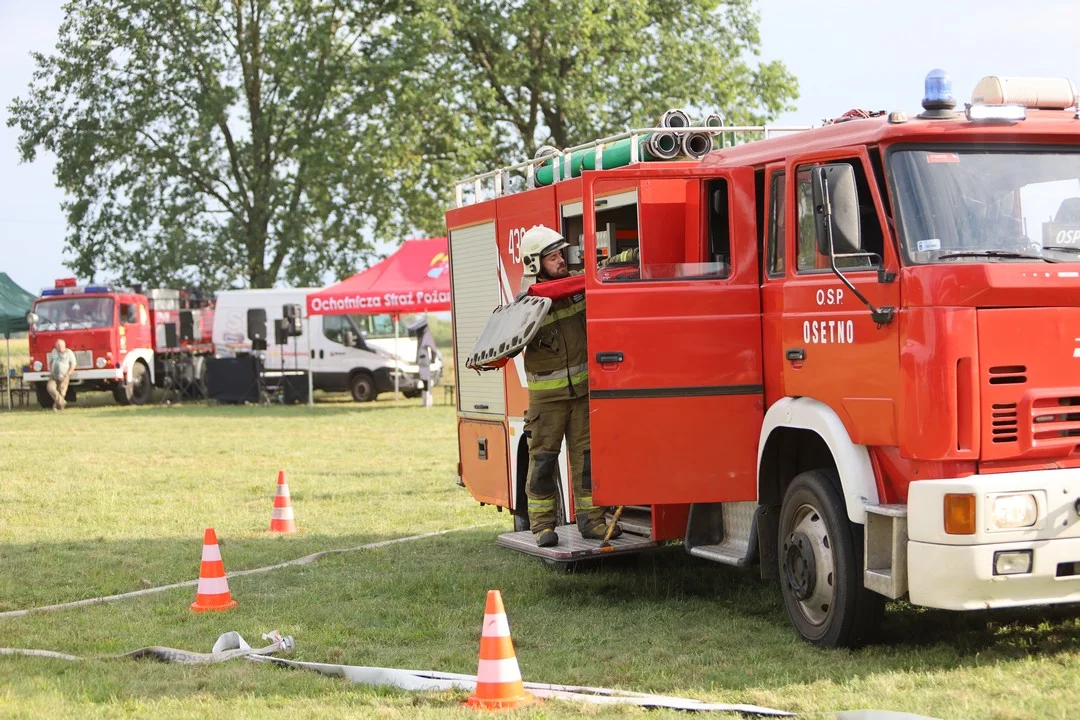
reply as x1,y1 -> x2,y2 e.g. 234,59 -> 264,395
0,630 -> 791,715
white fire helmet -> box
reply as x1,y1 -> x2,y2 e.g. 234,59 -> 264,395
520,225 -> 568,277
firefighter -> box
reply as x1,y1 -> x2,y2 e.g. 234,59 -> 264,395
518,224 -> 636,547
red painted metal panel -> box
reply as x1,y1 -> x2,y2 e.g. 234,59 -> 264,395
458,419 -> 511,507
585,168 -> 765,506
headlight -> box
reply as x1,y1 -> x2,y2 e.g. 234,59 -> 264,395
96,357 -> 107,369
33,360 -> 43,371
989,493 -> 1039,530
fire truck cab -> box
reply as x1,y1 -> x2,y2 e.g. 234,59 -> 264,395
448,73 -> 1080,647
25,279 -> 214,406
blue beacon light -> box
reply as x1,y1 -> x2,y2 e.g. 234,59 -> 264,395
920,68 -> 957,118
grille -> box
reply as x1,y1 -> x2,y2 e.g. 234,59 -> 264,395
988,365 -> 1027,385
1031,395 -> 1080,443
74,350 -> 94,368
991,403 -> 1018,443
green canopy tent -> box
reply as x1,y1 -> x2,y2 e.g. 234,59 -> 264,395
0,272 -> 38,408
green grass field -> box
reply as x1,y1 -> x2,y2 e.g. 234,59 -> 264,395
2,398 -> 1080,719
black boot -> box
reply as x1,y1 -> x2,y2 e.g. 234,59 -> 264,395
534,528 -> 559,547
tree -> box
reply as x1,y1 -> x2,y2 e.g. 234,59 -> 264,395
387,0 -> 798,194
9,0 -> 410,289
10,0 -> 798,290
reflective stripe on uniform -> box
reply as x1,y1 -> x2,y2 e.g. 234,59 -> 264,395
575,495 -> 597,509
528,498 -> 556,511
526,362 -> 588,384
527,367 -> 589,391
539,298 -> 585,327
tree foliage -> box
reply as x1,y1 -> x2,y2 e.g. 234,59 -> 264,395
10,0 -> 797,290
387,0 -> 798,196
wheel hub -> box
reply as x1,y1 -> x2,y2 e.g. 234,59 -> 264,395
783,530 -> 817,601
781,502 -> 837,627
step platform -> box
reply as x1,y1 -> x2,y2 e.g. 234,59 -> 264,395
496,526 -> 659,562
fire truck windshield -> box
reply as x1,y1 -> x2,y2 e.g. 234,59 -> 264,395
32,298 -> 115,331
890,147 -> 1080,265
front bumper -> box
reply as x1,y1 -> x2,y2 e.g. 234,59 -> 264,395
373,367 -> 423,394
906,469 -> 1080,610
24,369 -> 124,384
909,538 -> 1080,610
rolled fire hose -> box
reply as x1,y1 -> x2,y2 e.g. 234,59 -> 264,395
681,131 -> 714,160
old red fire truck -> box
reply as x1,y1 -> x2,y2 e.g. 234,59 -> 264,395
24,279 -> 214,406
447,72 -> 1080,647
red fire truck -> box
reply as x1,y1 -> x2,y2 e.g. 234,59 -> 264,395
24,279 -> 215,406
447,72 -> 1080,647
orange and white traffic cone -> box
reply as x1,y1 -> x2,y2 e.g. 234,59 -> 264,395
190,528 -> 238,613
269,470 -> 297,534
465,590 -> 533,710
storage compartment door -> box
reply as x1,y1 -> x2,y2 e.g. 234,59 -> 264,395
458,419 -> 510,506
450,221 -> 506,417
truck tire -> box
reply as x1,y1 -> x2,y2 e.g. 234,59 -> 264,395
778,469 -> 884,648
349,372 -> 376,402
115,361 -> 153,406
35,382 -> 52,409
112,382 -> 131,405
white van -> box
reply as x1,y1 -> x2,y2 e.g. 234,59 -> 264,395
212,289 -> 443,401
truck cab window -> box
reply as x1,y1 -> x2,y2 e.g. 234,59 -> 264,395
796,158 -> 884,273
767,171 -> 786,276
120,303 -> 137,324
597,182 -> 730,283
706,178 -> 731,274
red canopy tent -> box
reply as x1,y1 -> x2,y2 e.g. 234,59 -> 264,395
304,237 -> 450,403
306,237 -> 450,317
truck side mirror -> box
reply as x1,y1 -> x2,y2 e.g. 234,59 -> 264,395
810,163 -> 895,326
811,164 -> 861,255
25,311 -> 39,326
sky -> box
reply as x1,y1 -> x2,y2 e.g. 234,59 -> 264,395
1,0 -> 1078,294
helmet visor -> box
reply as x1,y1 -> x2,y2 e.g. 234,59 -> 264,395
540,240 -> 569,257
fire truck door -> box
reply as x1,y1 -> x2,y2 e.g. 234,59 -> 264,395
779,158 -> 901,447
583,170 -> 764,506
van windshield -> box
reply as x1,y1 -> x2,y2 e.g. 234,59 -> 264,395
354,314 -> 413,339
33,298 -> 115,330
889,147 -> 1080,264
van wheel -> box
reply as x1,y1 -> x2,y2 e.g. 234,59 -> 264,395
349,372 -> 376,402
778,469 -> 884,648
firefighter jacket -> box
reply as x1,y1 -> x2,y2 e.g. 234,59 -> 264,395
524,273 -> 588,404
522,247 -> 639,403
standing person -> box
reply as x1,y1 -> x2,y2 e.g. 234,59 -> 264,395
517,224 -> 628,547
46,338 -> 77,410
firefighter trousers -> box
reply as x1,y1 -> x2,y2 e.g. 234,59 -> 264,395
525,395 -> 606,534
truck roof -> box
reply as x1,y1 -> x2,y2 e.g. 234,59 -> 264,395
702,109 -> 1080,169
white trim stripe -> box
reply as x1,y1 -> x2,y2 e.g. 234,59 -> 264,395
195,576 -> 231,595
201,544 -> 222,562
477,657 -> 522,684
276,485 -> 291,497
271,507 -> 295,520
483,613 -> 511,637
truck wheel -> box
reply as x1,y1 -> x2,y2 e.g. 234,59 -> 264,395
35,382 -> 52,409
115,362 -> 153,406
349,372 -> 376,402
129,362 -> 153,405
112,382 -> 131,405
778,469 -> 884,648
